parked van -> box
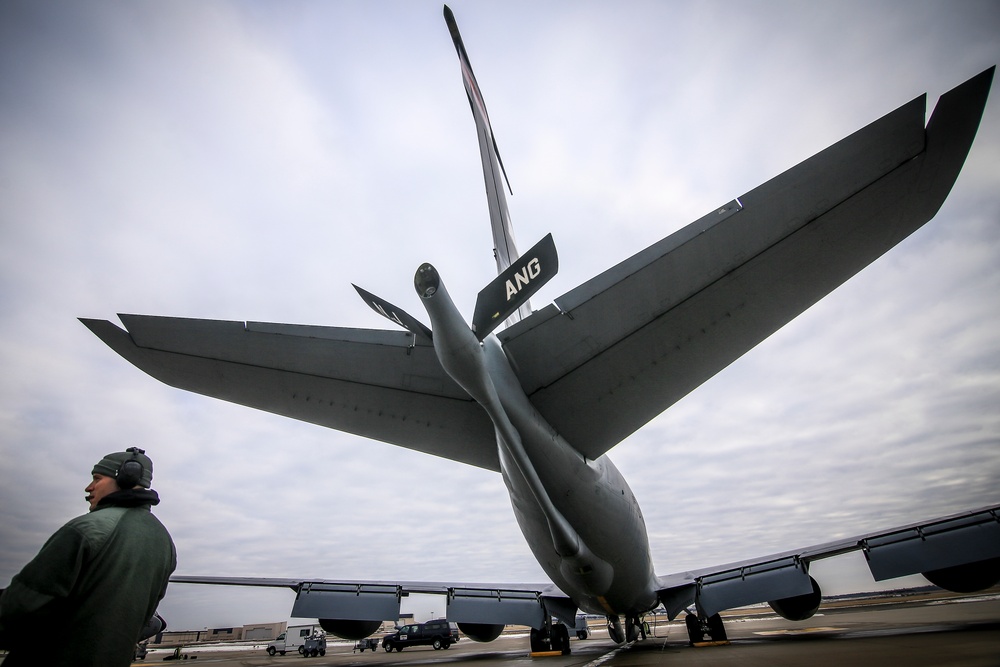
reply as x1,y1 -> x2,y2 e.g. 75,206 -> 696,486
266,624 -> 324,656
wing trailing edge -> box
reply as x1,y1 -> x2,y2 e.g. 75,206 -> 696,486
79,315 -> 500,471
170,574 -> 579,630
502,66 -> 995,462
655,504 -> 1000,619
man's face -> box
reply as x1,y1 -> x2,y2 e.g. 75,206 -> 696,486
85,473 -> 119,511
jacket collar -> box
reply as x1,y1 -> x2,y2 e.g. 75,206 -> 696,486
94,488 -> 160,510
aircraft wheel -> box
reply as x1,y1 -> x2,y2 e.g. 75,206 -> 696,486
684,614 -> 704,644
707,614 -> 727,642
552,623 -> 571,655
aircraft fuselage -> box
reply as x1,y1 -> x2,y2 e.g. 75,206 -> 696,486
415,263 -> 660,618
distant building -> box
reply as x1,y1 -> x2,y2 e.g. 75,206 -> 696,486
150,630 -> 203,646
242,622 -> 286,641
149,621 -> 285,646
205,627 -> 241,642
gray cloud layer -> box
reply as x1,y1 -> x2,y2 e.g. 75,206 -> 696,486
1,0 -> 998,629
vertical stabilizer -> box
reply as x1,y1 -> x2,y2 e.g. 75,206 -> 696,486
444,5 -> 532,323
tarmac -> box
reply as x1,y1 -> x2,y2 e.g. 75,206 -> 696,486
7,591 -> 998,666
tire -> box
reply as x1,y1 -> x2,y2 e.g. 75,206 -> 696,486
553,623 -> 571,655
443,642 -> 451,649
685,614 -> 704,644
298,646 -> 305,655
383,643 -> 392,653
432,638 -> 443,650
279,651 -> 285,656
267,646 -> 276,656
319,649 -> 326,656
707,614 -> 727,642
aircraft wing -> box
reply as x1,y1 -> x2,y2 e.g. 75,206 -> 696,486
168,504 -> 999,629
500,67 -> 993,461
654,504 -> 1000,619
79,316 -> 500,471
169,575 -> 580,631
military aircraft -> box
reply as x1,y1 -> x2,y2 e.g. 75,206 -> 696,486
81,5 -> 998,653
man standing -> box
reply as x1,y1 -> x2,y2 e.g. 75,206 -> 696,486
0,448 -> 176,666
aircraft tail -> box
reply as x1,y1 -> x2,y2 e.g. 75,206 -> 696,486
444,5 -> 532,323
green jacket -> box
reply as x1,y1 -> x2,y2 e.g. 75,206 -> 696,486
0,489 -> 176,667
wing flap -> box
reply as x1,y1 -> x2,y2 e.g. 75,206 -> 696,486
656,504 -> 1000,618
170,574 -> 571,629
80,316 -> 499,470
502,68 -> 993,461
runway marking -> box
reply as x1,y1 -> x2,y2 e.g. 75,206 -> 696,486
580,640 -> 634,667
927,593 -> 1000,605
754,626 -> 846,636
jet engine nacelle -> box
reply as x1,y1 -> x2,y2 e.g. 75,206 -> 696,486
457,622 -> 505,642
767,576 -> 822,621
923,557 -> 1000,593
318,619 -> 383,640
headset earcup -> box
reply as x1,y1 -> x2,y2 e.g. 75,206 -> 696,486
117,459 -> 143,488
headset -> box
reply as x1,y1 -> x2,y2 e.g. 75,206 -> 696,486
116,447 -> 146,489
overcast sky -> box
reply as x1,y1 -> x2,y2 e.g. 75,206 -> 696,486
1,0 -> 998,632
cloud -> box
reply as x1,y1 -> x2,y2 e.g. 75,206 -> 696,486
1,0 -> 997,630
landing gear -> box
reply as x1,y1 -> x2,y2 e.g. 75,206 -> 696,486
684,612 -> 728,645
606,614 -> 647,644
606,616 -> 625,644
625,615 -> 647,642
529,622 -> 571,655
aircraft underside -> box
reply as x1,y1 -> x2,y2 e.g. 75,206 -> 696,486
417,263 -> 660,622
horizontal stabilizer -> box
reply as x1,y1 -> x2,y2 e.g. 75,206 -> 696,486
472,234 -> 558,340
353,284 -> 433,340
79,315 -> 499,471
502,66 -> 994,462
